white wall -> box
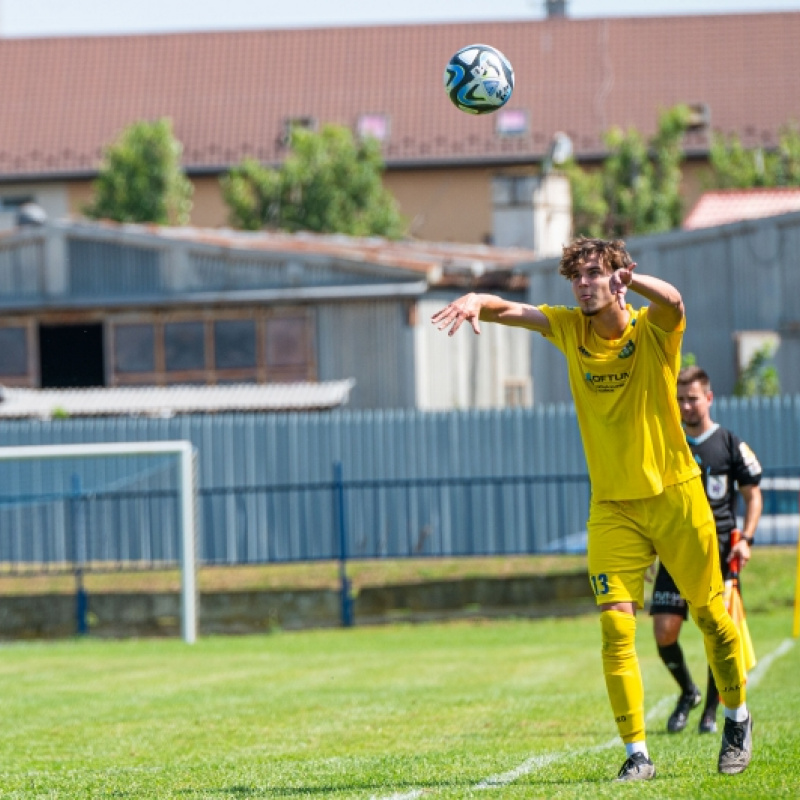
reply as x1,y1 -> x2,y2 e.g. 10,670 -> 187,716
0,183 -> 70,230
415,296 -> 532,410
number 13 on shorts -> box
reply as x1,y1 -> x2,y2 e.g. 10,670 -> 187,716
591,573 -> 610,596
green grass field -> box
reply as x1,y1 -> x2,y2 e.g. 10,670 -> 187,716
0,550 -> 797,798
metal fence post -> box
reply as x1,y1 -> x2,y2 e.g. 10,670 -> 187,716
71,474 -> 89,636
333,461 -> 353,627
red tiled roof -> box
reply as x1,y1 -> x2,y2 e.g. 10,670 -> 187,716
683,188 -> 800,229
1,13 -> 800,178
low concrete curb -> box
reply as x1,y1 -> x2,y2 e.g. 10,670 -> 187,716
0,571 -> 594,639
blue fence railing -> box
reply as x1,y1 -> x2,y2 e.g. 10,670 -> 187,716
0,466 -> 796,575
199,471 -> 593,565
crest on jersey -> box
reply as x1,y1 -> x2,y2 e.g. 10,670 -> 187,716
707,473 -> 728,500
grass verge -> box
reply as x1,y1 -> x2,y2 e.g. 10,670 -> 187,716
0,546 -> 794,607
0,607 -> 796,798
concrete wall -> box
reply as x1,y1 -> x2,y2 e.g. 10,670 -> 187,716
0,571 -> 593,640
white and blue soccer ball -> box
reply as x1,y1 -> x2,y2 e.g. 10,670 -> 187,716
443,44 -> 515,115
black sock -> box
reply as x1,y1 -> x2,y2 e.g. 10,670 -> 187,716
704,666 -> 720,716
657,642 -> 695,694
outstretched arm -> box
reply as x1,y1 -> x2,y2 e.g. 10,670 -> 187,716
431,292 -> 551,336
610,266 -> 685,331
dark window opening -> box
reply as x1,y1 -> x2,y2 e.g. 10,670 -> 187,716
0,327 -> 28,376
39,323 -> 104,388
165,321 -> 205,372
115,323 -> 156,373
0,195 -> 34,211
214,319 -> 256,369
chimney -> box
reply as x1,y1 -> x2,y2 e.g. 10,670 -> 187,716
545,1 -> 568,19
491,172 -> 572,257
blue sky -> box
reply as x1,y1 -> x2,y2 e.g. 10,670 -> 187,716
2,0 -> 800,37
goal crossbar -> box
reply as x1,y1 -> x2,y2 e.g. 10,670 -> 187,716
0,441 -> 198,644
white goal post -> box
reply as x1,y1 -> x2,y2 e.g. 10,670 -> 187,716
0,440 -> 198,644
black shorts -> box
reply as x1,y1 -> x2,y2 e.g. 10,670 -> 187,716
649,530 -> 735,618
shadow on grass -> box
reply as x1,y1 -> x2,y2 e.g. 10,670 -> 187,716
161,777 -> 475,797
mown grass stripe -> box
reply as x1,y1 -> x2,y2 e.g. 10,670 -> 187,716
376,637 -> 795,799
747,637 -> 795,689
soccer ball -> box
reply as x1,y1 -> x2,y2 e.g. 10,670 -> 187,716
443,44 -> 515,115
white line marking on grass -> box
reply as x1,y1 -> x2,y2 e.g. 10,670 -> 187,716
474,752 -> 563,789
747,638 -> 795,690
374,640 -> 794,799
474,694 -> 673,790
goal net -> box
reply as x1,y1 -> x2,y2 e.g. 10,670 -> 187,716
0,441 -> 198,643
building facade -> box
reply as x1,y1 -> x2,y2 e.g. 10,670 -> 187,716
0,220 -> 535,410
2,12 -> 800,243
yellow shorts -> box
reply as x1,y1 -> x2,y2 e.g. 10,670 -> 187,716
586,477 -> 723,609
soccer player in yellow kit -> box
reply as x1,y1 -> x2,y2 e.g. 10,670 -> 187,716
431,236 -> 752,781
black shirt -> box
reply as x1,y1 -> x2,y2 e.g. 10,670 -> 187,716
687,424 -> 762,535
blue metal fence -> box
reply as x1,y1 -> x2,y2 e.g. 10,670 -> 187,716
0,464 -> 795,576
0,397 -> 796,573
197,469 -> 593,565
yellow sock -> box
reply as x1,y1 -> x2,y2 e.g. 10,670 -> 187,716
600,610 -> 645,744
689,594 -> 746,710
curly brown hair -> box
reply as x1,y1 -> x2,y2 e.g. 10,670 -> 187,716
558,236 -> 634,280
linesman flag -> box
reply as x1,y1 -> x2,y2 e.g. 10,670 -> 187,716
724,529 -> 757,672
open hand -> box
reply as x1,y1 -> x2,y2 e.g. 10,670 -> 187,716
431,293 -> 482,336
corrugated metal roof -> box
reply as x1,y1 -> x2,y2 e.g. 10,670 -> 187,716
1,13 -> 799,178
75,220 -> 539,275
0,380 -> 356,418
58,219 -> 537,288
683,188 -> 800,230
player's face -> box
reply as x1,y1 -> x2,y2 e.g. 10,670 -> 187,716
677,380 -> 713,430
569,256 -> 615,316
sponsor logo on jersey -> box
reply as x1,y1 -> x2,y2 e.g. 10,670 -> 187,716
584,371 -> 630,392
707,473 -> 728,501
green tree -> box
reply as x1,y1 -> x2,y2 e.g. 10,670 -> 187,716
85,119 -> 193,225
563,161 -> 607,239
709,123 -> 800,188
564,105 -> 691,238
734,343 -> 781,397
222,124 -> 406,238
776,124 -> 800,184
708,137 -> 776,188
219,158 -> 281,232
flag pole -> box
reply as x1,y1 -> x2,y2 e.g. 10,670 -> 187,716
793,497 -> 800,638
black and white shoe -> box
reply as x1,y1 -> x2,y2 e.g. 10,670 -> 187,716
667,686 -> 702,733
718,713 -> 753,774
615,752 -> 656,782
699,709 -> 718,734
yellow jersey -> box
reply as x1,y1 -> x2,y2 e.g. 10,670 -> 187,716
539,304 -> 700,501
